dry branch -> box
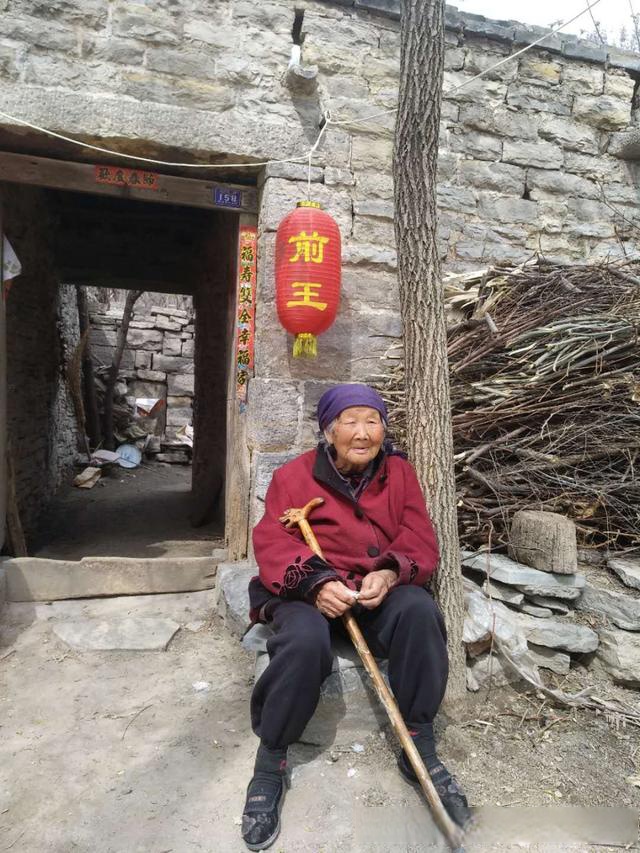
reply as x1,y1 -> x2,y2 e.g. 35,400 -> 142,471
374,258 -> 640,552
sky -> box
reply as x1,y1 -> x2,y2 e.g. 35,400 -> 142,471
454,0 -> 634,44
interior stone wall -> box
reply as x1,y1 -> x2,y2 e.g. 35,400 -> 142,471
2,185 -> 78,540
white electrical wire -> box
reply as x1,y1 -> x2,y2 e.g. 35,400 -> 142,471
0,0 -> 604,172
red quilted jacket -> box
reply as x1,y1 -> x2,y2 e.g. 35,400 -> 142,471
249,445 -> 439,621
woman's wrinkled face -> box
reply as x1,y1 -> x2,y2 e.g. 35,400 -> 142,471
326,406 -> 385,473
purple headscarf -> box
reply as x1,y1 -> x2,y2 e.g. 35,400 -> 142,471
317,383 -> 388,431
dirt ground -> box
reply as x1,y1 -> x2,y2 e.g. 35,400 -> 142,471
1,589 -> 639,853
30,464 -> 223,560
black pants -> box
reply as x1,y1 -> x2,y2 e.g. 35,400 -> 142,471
251,585 -> 449,750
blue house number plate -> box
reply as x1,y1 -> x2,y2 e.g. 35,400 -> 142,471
214,187 -> 242,208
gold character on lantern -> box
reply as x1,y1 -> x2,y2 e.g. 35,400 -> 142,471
288,231 -> 329,264
287,282 -> 327,311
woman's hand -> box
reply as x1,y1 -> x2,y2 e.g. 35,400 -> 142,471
358,569 -> 397,610
315,580 -> 355,618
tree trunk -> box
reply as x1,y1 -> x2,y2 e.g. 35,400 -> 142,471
102,289 -> 142,451
75,285 -> 101,449
394,0 -> 466,700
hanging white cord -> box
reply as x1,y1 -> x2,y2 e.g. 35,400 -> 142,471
0,0 -> 602,169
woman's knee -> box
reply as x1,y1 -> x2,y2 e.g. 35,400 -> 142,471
388,586 -> 446,636
268,601 -> 333,668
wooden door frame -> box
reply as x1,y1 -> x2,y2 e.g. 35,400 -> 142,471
0,151 -> 258,559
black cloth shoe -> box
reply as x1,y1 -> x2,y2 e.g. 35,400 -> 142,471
398,723 -> 472,830
242,744 -> 289,851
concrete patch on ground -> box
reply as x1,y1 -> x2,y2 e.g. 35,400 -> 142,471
52,616 -> 181,651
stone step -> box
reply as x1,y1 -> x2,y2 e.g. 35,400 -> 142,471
2,550 -> 227,602
215,560 -> 388,747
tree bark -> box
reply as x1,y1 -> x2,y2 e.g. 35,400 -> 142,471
394,0 -> 466,700
75,285 -> 101,449
102,289 -> 142,450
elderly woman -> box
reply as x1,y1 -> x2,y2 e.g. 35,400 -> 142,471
241,383 -> 470,851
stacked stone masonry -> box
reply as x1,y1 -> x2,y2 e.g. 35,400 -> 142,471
90,296 -> 195,444
1,0 -> 639,540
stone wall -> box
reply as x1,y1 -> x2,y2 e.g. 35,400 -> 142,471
2,185 -> 79,539
89,295 -> 195,448
1,0 -> 639,547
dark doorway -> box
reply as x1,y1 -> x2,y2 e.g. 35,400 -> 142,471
2,182 -> 240,558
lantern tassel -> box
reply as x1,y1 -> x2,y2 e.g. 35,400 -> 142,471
293,333 -> 318,358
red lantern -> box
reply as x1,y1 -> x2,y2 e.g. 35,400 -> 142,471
275,200 -> 341,358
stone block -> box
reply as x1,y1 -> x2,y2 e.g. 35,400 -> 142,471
127,327 -> 164,350
437,184 -> 477,213
465,49 -> 518,82
151,306 -> 190,319
527,644 -> 570,674
458,105 -> 539,141
53,617 -> 180,652
2,556 -> 218,601
135,369 -> 166,383
482,580 -> 524,605
92,345 -> 134,370
444,46 -> 466,72
324,167 -> 355,187
351,134 -> 394,170
182,338 -> 194,358
518,55 -> 562,86
354,0 -> 400,19
247,379 -> 301,451
91,328 -> 118,347
112,2 -> 181,45
478,196 -> 538,224
120,69 -> 236,111
166,407 -> 192,427
537,116 -> 600,154
341,265 -> 399,311
607,557 -> 640,591
596,629 -> 640,686
573,95 -> 630,131
259,178 -> 353,236
458,161 -> 524,194
154,314 -> 185,332
461,550 -> 585,600
560,63 -> 604,95
341,243 -> 397,270
526,595 -> 569,614
145,46 -> 217,80
167,395 -> 192,409
129,379 -> 165,399
301,380 -> 334,448
167,373 -> 194,396
562,41 -> 607,64
609,47 -> 640,74
260,161 -> 324,184
444,70 -> 508,103
502,140 -> 563,169
352,215 -> 395,245
527,169 -> 599,202
353,198 -> 394,219
564,152 -> 626,182
576,583 -> 640,631
153,355 -> 193,374
605,71 -> 635,100
512,612 -> 598,654
134,349 -> 152,369
213,561 -> 254,639
162,335 -> 182,357
1,12 -> 78,51
448,130 -> 502,161
86,36 -> 146,66
354,170 -> 394,200
506,83 -> 573,116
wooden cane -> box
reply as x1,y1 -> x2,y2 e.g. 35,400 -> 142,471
280,498 -> 464,851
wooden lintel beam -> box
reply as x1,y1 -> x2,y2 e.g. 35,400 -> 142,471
0,150 -> 258,214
